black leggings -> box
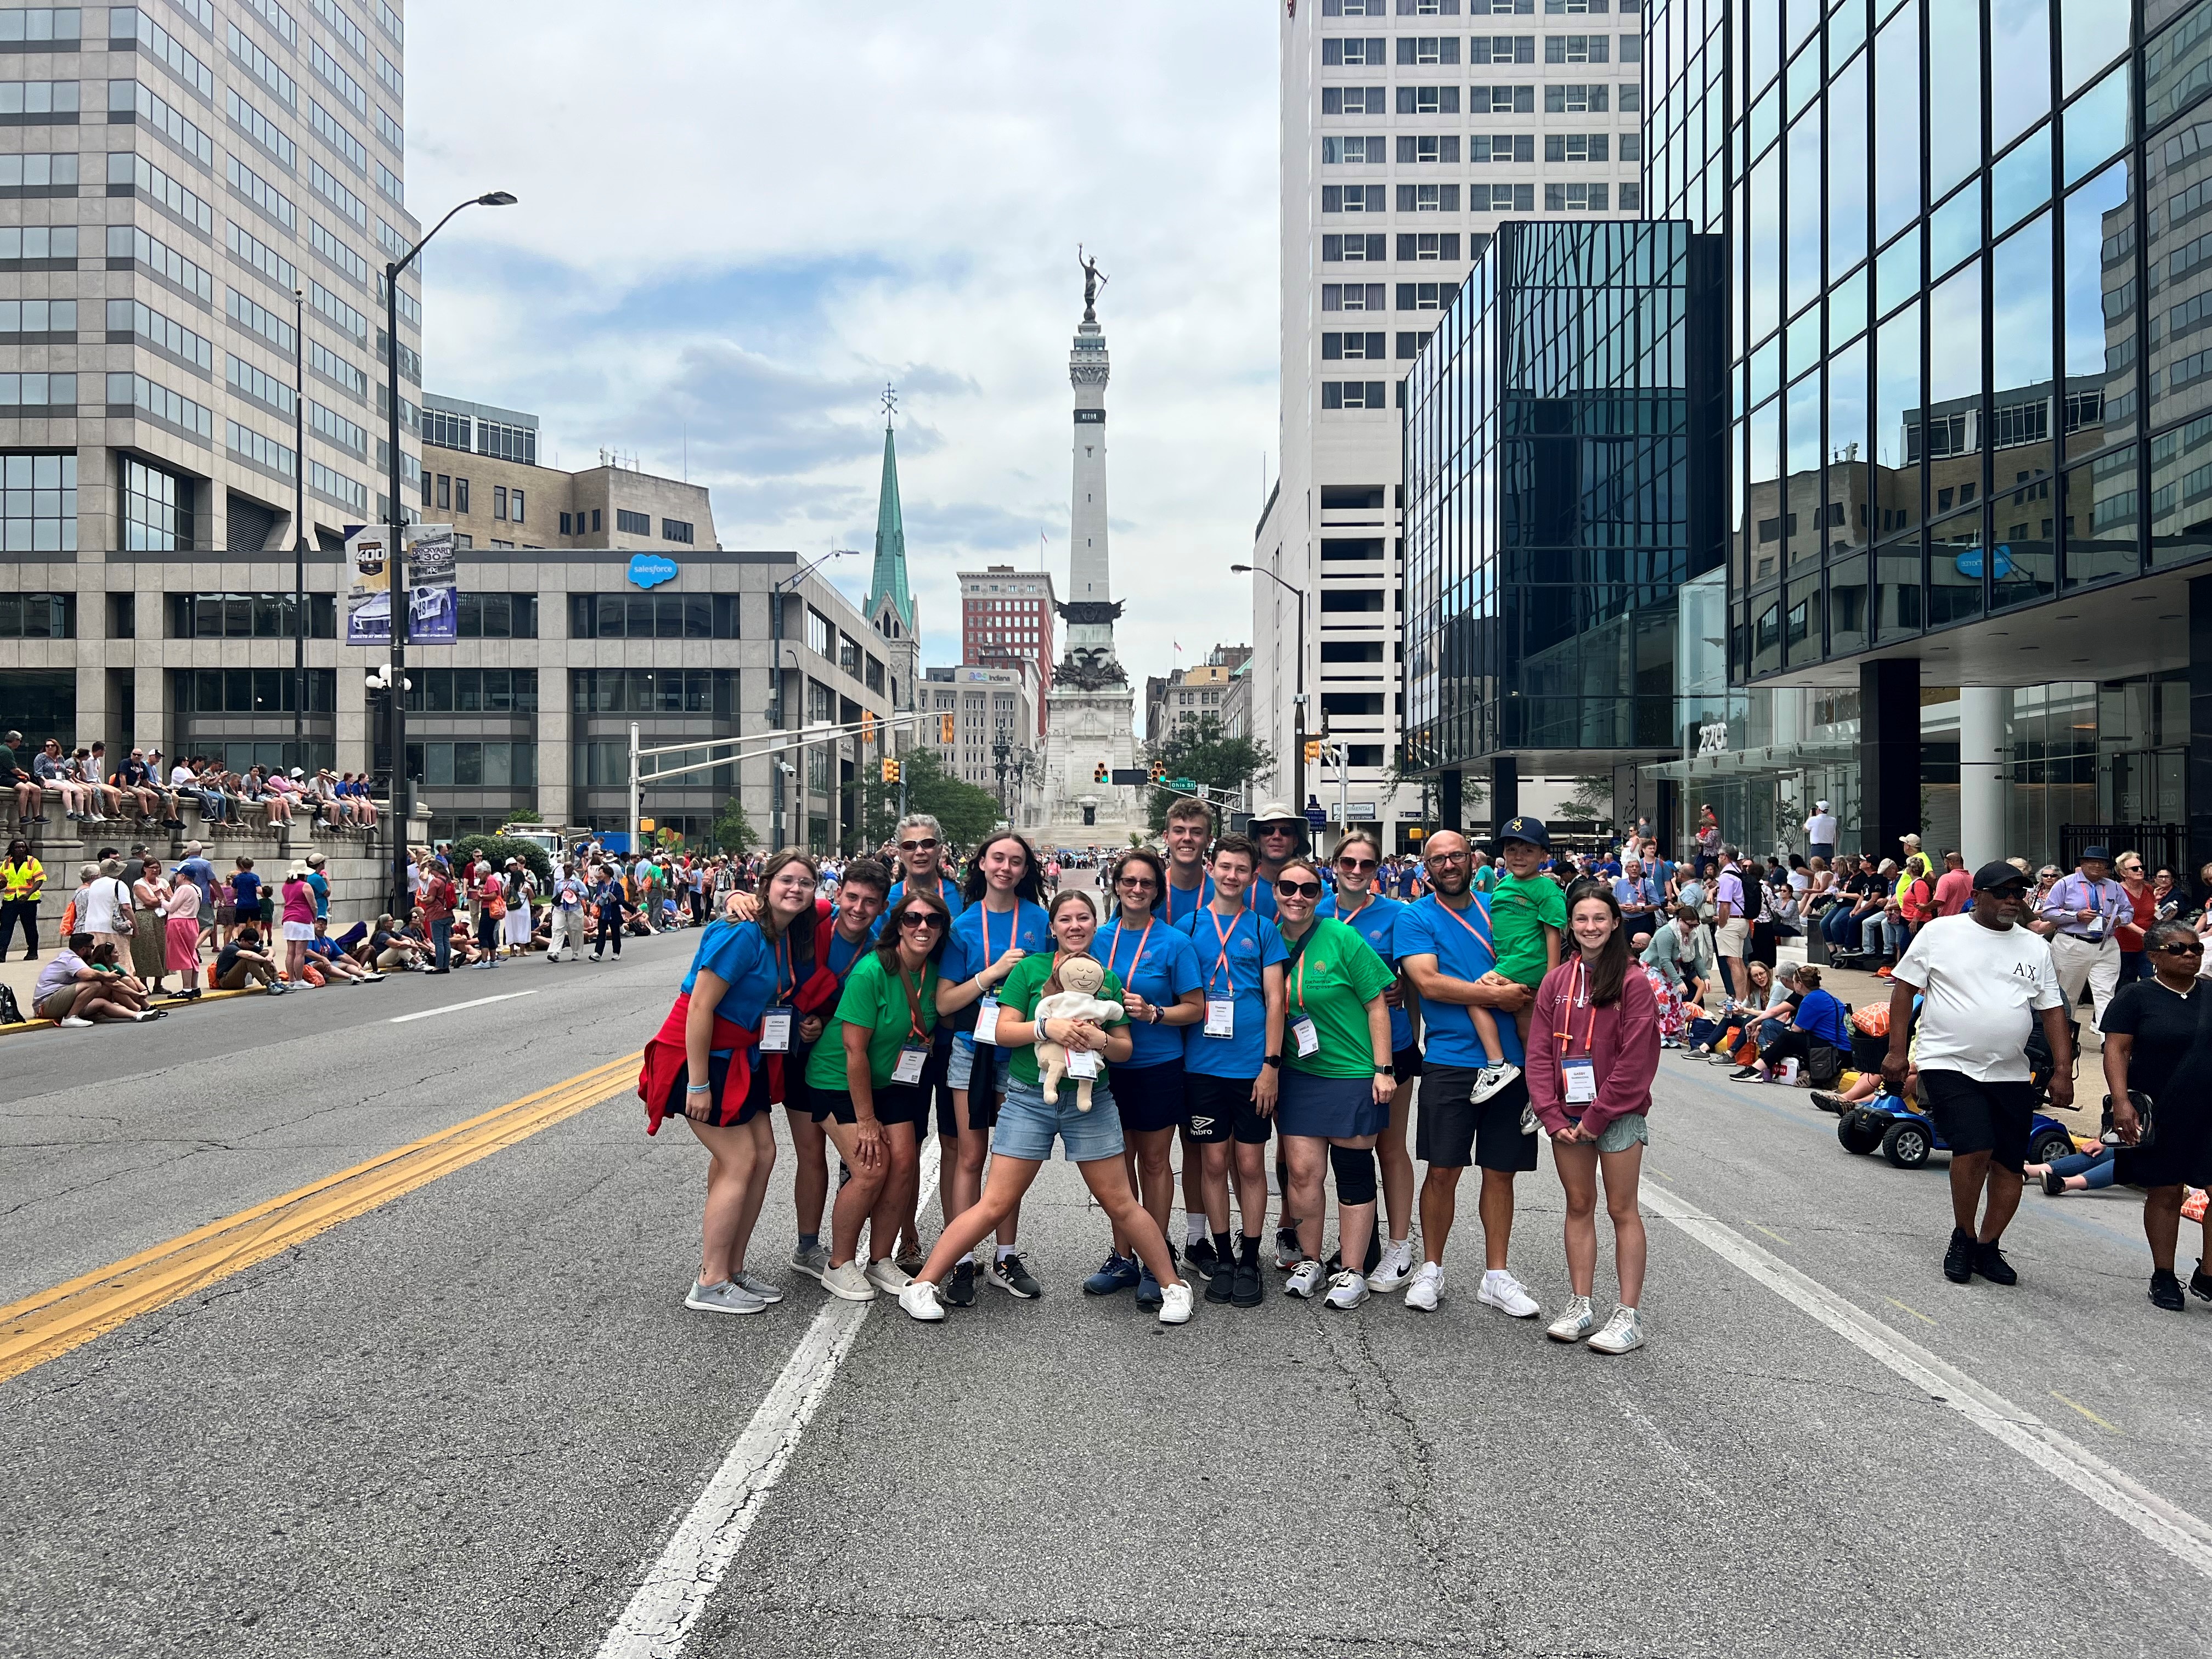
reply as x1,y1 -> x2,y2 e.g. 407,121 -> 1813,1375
0,897 -> 37,957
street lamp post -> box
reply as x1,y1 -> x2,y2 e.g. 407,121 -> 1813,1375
292,287 -> 308,775
380,189 -> 516,909
1231,561 -> 1307,812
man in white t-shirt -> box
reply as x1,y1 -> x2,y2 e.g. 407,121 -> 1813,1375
1802,800 -> 1838,865
1884,862 -> 2072,1289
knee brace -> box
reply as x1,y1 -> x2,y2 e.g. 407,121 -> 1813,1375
1330,1144 -> 1378,1206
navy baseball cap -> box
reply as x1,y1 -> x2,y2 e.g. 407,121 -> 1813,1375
1971,861 -> 2029,892
1498,816 -> 1550,849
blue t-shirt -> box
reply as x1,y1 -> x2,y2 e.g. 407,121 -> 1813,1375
1161,870 -> 1215,927
1612,874 -> 1662,912
307,870 -> 330,918
1099,915 -> 1205,1068
1794,987 -> 1851,1050
680,919 -> 793,1049
1247,876 -> 1280,924
879,874 -> 967,938
940,898 -> 1052,985
232,870 -> 263,910
177,855 -> 215,902
1394,892 -> 1525,1068
304,935 -> 340,961
1176,905 -> 1289,1079
1319,889 -> 1413,1052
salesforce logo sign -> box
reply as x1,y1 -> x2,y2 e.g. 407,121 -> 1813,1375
627,554 -> 680,589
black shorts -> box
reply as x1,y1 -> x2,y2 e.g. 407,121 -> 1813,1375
1113,1058 -> 1186,1133
1183,1071 -> 1273,1146
1917,1070 -> 2036,1172
813,1084 -> 929,1129
663,1053 -> 766,1130
1414,1064 -> 1538,1173
1391,1043 -> 1424,1084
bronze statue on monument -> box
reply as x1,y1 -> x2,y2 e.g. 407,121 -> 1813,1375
1079,245 -> 1108,324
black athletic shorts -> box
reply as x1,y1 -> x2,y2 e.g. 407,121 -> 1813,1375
1917,1069 -> 2036,1172
1183,1070 -> 1273,1146
663,1052 -> 766,1130
1391,1042 -> 1424,1084
813,1083 -> 929,1129
1414,1064 -> 1538,1173
1112,1058 -> 1186,1133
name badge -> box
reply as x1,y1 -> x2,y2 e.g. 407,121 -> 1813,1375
1067,1048 -> 1101,1079
973,995 -> 1000,1045
892,1046 -> 928,1086
758,1010 -> 793,1053
1204,997 -> 1235,1039
1562,1058 -> 1597,1104
1291,1016 -> 1321,1058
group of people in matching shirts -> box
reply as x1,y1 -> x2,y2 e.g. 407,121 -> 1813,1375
637,799 -> 1660,1353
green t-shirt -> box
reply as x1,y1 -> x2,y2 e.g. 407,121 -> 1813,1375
997,951 -> 1128,1090
1470,865 -> 1499,893
1284,917 -> 1397,1078
804,951 -> 939,1093
1489,871 -> 1566,984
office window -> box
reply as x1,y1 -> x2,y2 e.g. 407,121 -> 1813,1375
472,417 -> 535,465
1396,232 -> 1461,259
308,158 -> 367,228
1397,134 -> 1462,163
0,452 -> 76,551
121,454 -> 190,549
1319,0 -> 1389,13
0,9 -> 82,43
0,590 -> 74,638
226,354 -> 294,417
510,489 -> 524,525
453,476 -> 469,514
1544,33 -> 1607,61
1321,134 -> 1386,163
108,299 -> 210,371
1469,0 -> 1536,10
1321,380 -> 1387,409
616,507 -> 651,535
422,405 -> 469,451
1,297 -> 76,337
1398,281 -> 1451,309
1398,183 -> 1462,211
435,473 -> 449,509
1323,183 -> 1387,212
1543,182 -> 1610,211
1396,86 -> 1461,114
1619,182 -> 1641,212
1619,133 -> 1641,163
455,592 -> 539,639
1544,133 -> 1610,162
558,510 -> 572,535
1321,36 -> 1387,65
1397,329 -> 1433,358
1396,36 -> 1460,64
0,78 -> 81,120
227,25 -> 296,107
1618,81 -> 1640,112
310,98 -> 368,173
1544,82 -> 1609,112
1322,282 -> 1389,311
0,151 -> 77,195
1322,233 -> 1389,261
0,224 -> 75,264
1470,35 -> 1535,62
591,509 -> 602,532
566,668 -> 729,716
492,484 -> 507,520
1323,331 -> 1387,359
108,371 -> 211,439
225,222 -> 294,295
1322,86 -> 1388,114
1470,84 -> 1534,112
309,339 -> 366,399
1541,0 -> 1609,10
1471,184 -> 1535,211
1470,134 -> 1534,162
662,517 -> 693,544
418,742 -> 535,789
165,591 -> 336,639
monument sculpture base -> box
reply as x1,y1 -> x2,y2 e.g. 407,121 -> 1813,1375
1041,682 -> 1142,845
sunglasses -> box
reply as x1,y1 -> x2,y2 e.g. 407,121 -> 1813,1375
897,911 -> 943,930
1276,879 -> 1324,899
2158,941 -> 2204,955
1116,875 -> 1158,890
898,838 -> 938,852
1255,822 -> 1299,834
1337,857 -> 1378,872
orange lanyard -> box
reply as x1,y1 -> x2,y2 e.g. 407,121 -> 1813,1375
1552,958 -> 1597,1056
1105,917 -> 1152,985
980,899 -> 1020,966
1432,894 -> 1492,956
1291,933 -> 1318,1016
1206,908 -> 1247,997
898,966 -> 929,1043
772,932 -> 794,1007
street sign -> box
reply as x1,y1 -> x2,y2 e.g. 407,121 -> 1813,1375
1172,777 -> 1195,790
1329,802 -> 1378,820
1304,806 -> 1328,828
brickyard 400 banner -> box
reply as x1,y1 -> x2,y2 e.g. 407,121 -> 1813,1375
344,524 -> 460,646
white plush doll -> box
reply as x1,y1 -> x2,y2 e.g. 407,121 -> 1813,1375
1031,954 -> 1124,1111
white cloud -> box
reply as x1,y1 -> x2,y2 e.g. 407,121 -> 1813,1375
411,0 -> 1278,695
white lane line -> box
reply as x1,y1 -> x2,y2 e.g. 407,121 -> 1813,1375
1643,1182 -> 2212,1582
596,1135 -> 943,1659
389,989 -> 540,1023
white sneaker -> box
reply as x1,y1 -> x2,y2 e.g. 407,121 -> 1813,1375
1404,1261 -> 1442,1311
1547,1295 -> 1595,1343
899,1279 -> 946,1322
820,1260 -> 875,1302
684,1278 -> 767,1317
59,1014 -> 94,1028
1478,1268 -> 1541,1318
1324,1269 -> 1369,1310
1587,1305 -> 1646,1354
1284,1259 -> 1325,1299
1157,1282 -> 1193,1325
1470,1062 -> 1522,1104
865,1256 -> 913,1294
1367,1238 -> 1416,1293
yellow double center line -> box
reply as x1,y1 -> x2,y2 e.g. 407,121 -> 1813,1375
0,1052 -> 641,1385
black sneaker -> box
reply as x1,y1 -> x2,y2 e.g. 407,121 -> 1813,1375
1232,1257 -> 1264,1308
1943,1227 -> 1975,1284
944,1260 -> 977,1307
1972,1238 -> 2018,1286
2149,1268 -> 2186,1312
1185,1236 -> 1218,1281
2192,1259 -> 2212,1304
989,1251 -> 1042,1300
1204,1260 -> 1235,1304
1728,1066 -> 1760,1081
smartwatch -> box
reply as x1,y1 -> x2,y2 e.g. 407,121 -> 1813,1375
1263,1054 -> 1284,1068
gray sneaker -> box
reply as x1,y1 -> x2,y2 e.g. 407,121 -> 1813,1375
732,1269 -> 785,1304
684,1278 -> 767,1317
788,1243 -> 830,1283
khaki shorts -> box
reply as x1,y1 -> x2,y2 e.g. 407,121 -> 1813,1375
1714,918 -> 1751,960
36,984 -> 80,1020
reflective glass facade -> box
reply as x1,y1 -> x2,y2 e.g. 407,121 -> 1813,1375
1402,219 -> 1726,777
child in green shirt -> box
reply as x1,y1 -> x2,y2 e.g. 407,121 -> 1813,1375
1469,819 -> 1565,1094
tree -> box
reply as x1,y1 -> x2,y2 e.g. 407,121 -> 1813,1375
710,795 -> 759,855
499,807 -> 543,827
1555,774 -> 1615,825
1145,713 -> 1274,831
851,747 -> 1002,857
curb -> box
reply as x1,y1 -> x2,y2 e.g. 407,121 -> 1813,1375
1,980 -> 275,1038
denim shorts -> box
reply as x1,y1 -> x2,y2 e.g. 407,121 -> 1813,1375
946,1030 -> 1013,1094
1563,1111 -> 1651,1154
992,1075 -> 1124,1164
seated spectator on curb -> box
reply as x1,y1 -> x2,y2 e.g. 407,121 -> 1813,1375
35,934 -> 161,1025
215,927 -> 289,994
360,912 -> 426,972
1743,964 -> 1851,1085
303,917 -> 383,984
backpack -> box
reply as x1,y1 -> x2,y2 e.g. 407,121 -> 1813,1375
0,983 -> 23,1026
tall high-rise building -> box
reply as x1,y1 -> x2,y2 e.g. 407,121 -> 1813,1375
2,0 -> 425,764
1252,0 -> 1650,847
958,563 -> 1054,732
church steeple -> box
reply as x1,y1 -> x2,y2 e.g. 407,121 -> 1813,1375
866,385 -> 915,637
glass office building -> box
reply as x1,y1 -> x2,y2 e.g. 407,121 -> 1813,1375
1402,219 -> 1726,828
1646,0 -> 2212,871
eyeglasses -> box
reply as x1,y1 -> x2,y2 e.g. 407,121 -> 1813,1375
2157,941 -> 2204,955
1337,857 -> 1378,872
1276,879 -> 1324,899
1116,875 -> 1158,890
898,838 -> 938,852
897,912 -> 942,930
1426,851 -> 1470,865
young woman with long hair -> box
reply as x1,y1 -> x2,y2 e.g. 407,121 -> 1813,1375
638,848 -> 821,1318
1525,885 -> 1661,1353
900,888 -> 1193,1326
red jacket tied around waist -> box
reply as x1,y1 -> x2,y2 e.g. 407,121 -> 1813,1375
637,992 -> 758,1135
1523,959 -> 1662,1141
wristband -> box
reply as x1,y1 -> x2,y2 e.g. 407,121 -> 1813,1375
686,1082 -> 711,1094
1263,1054 -> 1283,1068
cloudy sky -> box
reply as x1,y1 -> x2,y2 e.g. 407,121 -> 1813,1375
409,1 -> 1279,694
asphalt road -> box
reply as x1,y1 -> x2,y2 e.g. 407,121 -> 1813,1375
4,918 -> 2210,1659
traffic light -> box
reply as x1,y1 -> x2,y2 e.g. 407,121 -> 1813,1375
939,713 -> 957,744
1149,761 -> 1166,785
1304,739 -> 1322,764
862,710 -> 876,744
881,757 -> 900,783
1092,761 -> 1109,783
